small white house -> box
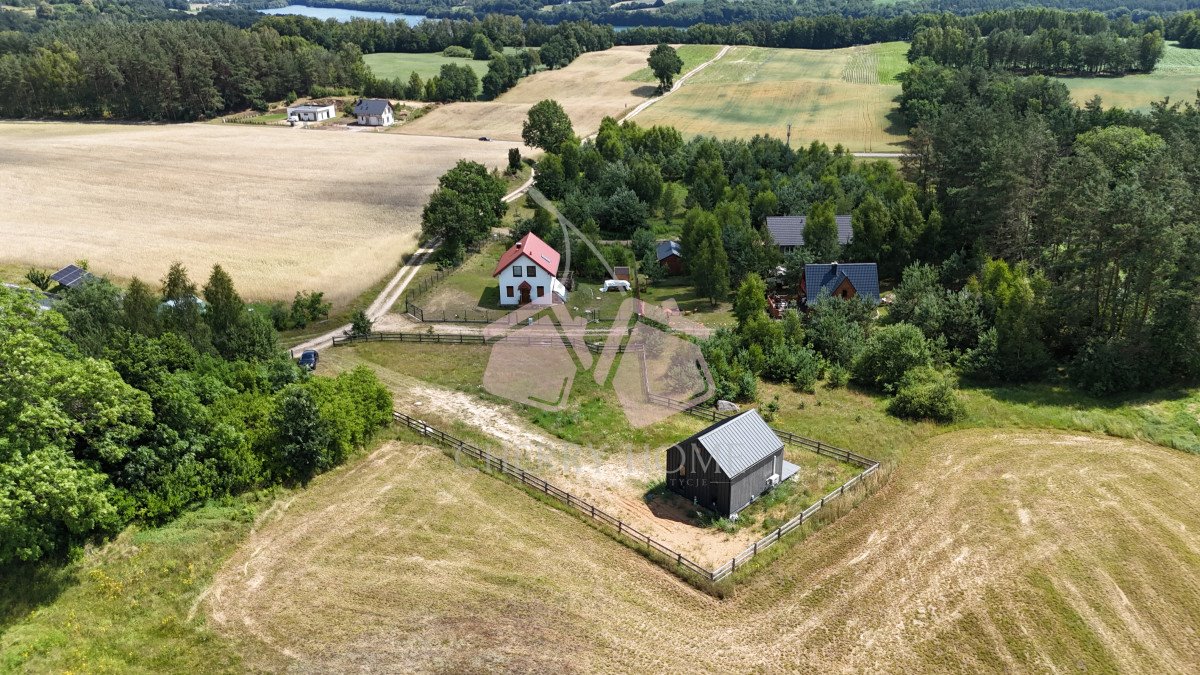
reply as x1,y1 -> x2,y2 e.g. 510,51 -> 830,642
285,103 -> 336,122
353,98 -> 394,127
492,232 -> 567,307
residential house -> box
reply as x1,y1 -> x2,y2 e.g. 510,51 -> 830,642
766,215 -> 853,253
801,262 -> 880,307
285,103 -> 336,122
493,232 -> 568,306
353,99 -> 394,127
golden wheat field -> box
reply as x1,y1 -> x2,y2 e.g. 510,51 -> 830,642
0,122 -> 521,305
636,43 -> 910,152
206,427 -> 1200,672
400,45 -> 658,142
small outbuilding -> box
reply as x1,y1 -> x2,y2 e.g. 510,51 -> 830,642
353,98 -> 394,127
656,240 -> 683,275
766,215 -> 853,253
285,103 -> 336,122
612,266 -> 631,282
801,262 -> 880,307
665,409 -> 799,518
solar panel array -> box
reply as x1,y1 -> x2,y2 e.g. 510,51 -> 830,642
50,264 -> 95,289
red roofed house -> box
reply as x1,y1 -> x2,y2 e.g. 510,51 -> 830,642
493,232 -> 568,306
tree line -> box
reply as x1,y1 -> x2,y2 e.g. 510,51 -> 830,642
908,18 -> 1165,74
899,59 -> 1200,394
1167,10 -> 1200,47
0,21 -> 369,120
1,265 -> 393,567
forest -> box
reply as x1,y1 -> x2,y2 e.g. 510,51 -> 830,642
1,266 -> 393,567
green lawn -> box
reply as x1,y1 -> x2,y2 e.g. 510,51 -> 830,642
638,277 -> 736,328
1057,42 -> 1200,110
625,44 -> 723,84
363,48 -> 523,94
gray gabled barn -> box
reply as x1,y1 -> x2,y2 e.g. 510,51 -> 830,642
665,409 -> 799,518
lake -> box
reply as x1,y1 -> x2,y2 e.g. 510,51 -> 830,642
258,5 -> 425,23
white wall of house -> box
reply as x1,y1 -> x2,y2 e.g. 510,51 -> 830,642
286,104 -> 335,122
357,107 -> 394,127
496,254 -> 553,306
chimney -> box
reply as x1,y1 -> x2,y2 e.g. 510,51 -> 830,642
831,261 -> 838,274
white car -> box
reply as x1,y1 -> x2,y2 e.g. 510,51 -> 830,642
600,280 -> 631,292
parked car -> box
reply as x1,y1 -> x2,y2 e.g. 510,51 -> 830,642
478,136 -> 492,141
298,349 -> 319,371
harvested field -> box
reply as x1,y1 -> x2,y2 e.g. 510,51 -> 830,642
399,46 -> 658,142
0,122 -> 521,305
208,429 -> 1200,672
635,43 -> 909,152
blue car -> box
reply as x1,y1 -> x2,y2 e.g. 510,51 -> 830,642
298,350 -> 319,371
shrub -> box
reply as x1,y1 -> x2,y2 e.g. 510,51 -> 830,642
887,366 -> 964,423
350,310 -> 373,337
442,45 -> 472,58
827,364 -> 850,388
852,322 -> 932,391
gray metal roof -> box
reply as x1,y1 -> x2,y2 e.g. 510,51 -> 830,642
681,409 -> 783,479
766,215 -> 853,247
656,240 -> 681,261
353,98 -> 392,115
804,262 -> 880,304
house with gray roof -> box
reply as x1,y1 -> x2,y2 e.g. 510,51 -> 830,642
665,409 -> 798,518
655,240 -> 683,275
766,215 -> 853,252
802,262 -> 880,307
353,98 -> 394,127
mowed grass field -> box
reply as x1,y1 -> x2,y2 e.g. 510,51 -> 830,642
363,48 -> 523,94
1057,42 -> 1200,110
624,44 -> 722,83
400,45 -> 658,142
0,122 -> 521,306
635,43 -> 910,152
199,428 -> 1200,672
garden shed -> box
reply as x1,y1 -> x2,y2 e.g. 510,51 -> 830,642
665,409 -> 798,518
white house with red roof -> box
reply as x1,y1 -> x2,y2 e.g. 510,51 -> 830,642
493,232 -> 568,306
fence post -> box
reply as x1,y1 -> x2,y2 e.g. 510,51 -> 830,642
731,557 -> 736,572
618,521 -> 623,535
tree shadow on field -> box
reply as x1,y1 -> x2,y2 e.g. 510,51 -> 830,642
631,84 -> 659,98
885,96 -> 909,139
0,563 -> 77,633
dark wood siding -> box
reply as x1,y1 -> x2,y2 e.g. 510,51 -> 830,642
727,450 -> 783,515
665,441 -> 727,512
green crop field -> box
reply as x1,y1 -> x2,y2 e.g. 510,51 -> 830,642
363,48 -> 523,93
1057,42 -> 1200,110
624,44 -> 722,83
634,43 -> 909,152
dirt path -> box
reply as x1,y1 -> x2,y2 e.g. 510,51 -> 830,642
606,45 -> 732,133
289,170 -> 535,353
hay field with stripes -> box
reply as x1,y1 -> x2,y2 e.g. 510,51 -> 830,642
635,43 -> 909,152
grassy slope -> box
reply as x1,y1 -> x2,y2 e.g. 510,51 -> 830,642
202,429 -> 1200,672
624,44 -> 722,83
0,498 -> 269,673
634,43 -> 909,152
1057,43 -> 1200,110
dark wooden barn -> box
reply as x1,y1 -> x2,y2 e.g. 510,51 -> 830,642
665,409 -> 799,518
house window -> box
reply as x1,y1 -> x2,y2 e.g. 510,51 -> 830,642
506,286 -> 514,298
512,265 -> 523,277
537,286 -> 545,298
527,265 -> 537,277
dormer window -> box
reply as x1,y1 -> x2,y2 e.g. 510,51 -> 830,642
512,265 -> 523,277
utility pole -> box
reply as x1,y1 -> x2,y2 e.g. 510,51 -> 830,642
786,123 -> 792,148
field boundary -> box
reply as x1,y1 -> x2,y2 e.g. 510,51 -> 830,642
391,403 -> 881,583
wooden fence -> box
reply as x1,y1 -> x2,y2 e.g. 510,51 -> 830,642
392,409 -> 881,583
